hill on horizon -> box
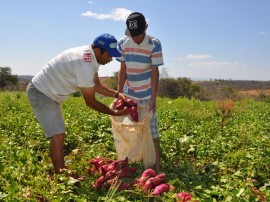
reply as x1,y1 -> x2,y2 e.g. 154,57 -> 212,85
18,75 -> 33,81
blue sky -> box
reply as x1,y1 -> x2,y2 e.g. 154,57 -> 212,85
1,0 -> 269,81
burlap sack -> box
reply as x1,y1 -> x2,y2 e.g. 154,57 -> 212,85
110,104 -> 156,168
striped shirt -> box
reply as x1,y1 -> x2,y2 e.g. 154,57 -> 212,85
117,35 -> 164,100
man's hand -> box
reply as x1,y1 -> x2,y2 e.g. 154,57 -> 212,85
117,92 -> 126,100
113,107 -> 130,116
149,99 -> 156,112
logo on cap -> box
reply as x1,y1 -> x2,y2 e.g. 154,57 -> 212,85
97,40 -> 105,45
109,43 -> 117,48
128,20 -> 138,30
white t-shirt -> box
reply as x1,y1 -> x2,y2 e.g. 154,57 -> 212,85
32,46 -> 99,103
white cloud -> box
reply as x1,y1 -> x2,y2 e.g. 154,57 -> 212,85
81,8 -> 132,21
189,60 -> 242,70
87,1 -> 94,4
186,54 -> 212,60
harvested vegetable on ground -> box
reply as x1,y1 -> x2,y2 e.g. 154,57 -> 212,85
151,183 -> 174,196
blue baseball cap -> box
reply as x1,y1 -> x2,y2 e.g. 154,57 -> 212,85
93,33 -> 121,57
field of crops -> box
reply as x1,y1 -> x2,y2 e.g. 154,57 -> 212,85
0,91 -> 269,201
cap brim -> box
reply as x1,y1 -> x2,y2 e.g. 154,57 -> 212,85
108,49 -> 121,57
125,28 -> 145,37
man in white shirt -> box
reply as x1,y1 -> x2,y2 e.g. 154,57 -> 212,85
27,33 -> 128,173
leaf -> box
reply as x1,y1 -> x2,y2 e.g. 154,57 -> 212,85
236,188 -> 245,198
0,192 -> 8,199
67,177 -> 80,185
168,178 -> 185,187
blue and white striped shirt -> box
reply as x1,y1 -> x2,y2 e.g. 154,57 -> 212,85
117,35 -> 164,100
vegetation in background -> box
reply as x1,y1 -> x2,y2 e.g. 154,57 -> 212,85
0,91 -> 269,201
158,77 -> 201,99
0,67 -> 18,90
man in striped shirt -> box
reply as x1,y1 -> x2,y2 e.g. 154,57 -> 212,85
117,12 -> 164,171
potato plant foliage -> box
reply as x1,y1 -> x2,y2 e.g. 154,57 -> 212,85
0,91 -> 269,201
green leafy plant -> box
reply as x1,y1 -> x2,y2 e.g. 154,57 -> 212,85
0,92 -> 269,201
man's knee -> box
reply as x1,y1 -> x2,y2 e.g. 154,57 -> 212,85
50,133 -> 65,144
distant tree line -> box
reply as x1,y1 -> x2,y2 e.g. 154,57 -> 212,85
1,67 -> 269,102
198,79 -> 270,90
158,77 -> 201,99
0,67 -> 18,89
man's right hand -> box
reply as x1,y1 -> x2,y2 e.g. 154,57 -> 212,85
113,106 -> 130,116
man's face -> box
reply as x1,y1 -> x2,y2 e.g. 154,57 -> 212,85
131,32 -> 145,44
96,50 -> 112,65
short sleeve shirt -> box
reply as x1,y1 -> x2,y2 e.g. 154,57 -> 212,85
32,46 -> 99,103
117,35 -> 164,100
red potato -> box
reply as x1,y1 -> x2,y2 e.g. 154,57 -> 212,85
103,179 -> 138,191
138,168 -> 157,185
94,174 -> 111,189
115,100 -> 125,110
87,157 -> 103,167
152,173 -> 166,186
87,165 -> 96,175
131,111 -> 138,119
143,173 -> 166,192
112,98 -> 139,122
175,192 -> 192,202
102,179 -> 116,190
94,169 -> 119,189
125,98 -> 137,107
151,183 -> 172,196
106,157 -> 129,172
88,157 -> 105,174
130,106 -> 137,113
98,164 -> 109,175
117,180 -> 138,191
143,177 -> 155,192
88,157 -> 104,163
97,159 -> 105,167
95,166 -> 136,189
113,166 -> 137,178
141,168 -> 157,178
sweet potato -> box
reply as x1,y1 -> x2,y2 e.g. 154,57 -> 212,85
129,106 -> 137,113
87,157 -> 105,174
138,168 -> 157,185
118,180 -> 137,191
175,192 -> 192,202
151,183 -> 171,196
112,98 -> 139,121
152,173 -> 166,186
142,168 -> 157,178
87,166 -> 96,175
115,99 -> 125,110
112,166 -> 137,178
143,177 -> 155,192
88,157 -> 104,165
125,98 -> 137,107
106,157 -> 129,172
98,164 -> 109,175
94,175 -> 111,189
143,173 -> 166,192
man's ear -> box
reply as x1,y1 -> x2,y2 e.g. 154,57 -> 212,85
144,24 -> 148,32
93,47 -> 101,57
